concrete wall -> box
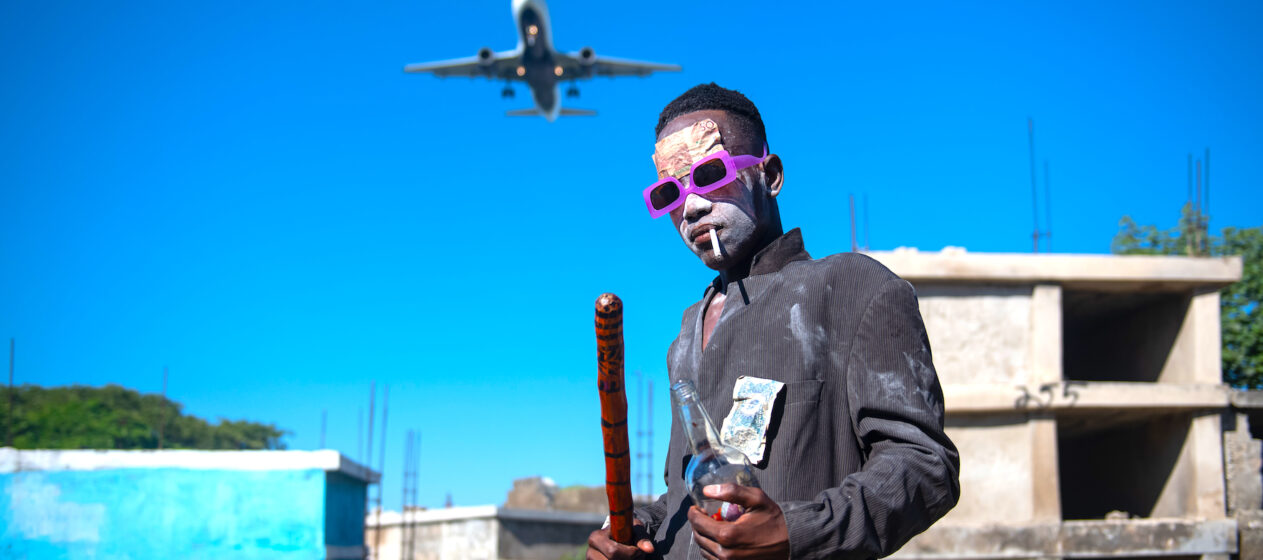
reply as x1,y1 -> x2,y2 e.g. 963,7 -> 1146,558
940,413 -> 1054,525
367,509 -> 499,560
366,506 -> 605,560
915,285 -> 1032,386
499,518 -> 600,559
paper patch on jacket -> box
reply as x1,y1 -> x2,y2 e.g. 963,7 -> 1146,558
720,376 -> 785,464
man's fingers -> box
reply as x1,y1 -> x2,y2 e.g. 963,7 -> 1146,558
692,528 -> 726,560
701,483 -> 768,509
587,530 -> 615,559
631,519 -> 655,553
638,539 -> 655,553
687,505 -> 726,542
689,487 -> 789,558
586,529 -> 620,559
587,527 -> 648,560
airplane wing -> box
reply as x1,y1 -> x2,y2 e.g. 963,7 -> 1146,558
556,52 -> 681,78
404,49 -> 523,80
505,108 -> 596,117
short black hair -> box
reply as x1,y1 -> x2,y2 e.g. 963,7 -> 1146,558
655,83 -> 767,155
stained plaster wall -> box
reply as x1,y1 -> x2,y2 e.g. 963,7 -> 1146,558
913,284 -> 1032,386
937,413 -> 1052,525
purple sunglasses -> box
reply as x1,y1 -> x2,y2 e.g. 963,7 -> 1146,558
644,144 -> 769,218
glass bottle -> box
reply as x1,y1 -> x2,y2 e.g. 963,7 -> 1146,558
671,379 -> 760,521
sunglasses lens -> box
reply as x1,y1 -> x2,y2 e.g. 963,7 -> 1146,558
692,159 -> 728,188
649,182 -> 680,211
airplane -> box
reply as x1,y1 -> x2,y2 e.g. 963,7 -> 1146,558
403,0 -> 681,121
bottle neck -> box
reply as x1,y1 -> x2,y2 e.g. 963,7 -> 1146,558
671,380 -> 723,454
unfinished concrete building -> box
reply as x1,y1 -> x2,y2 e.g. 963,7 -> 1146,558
867,250 -> 1247,560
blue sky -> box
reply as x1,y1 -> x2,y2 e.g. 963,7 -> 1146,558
2,0 -> 1260,511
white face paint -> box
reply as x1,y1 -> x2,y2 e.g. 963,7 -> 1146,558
669,168 -> 766,270
656,112 -> 771,272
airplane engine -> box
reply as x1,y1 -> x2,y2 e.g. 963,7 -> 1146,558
579,46 -> 597,65
478,47 -> 495,70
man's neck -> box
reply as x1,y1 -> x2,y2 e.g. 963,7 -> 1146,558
716,225 -> 784,291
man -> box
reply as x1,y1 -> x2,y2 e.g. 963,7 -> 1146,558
589,83 -> 959,560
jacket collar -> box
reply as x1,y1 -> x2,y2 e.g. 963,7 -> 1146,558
706,228 -> 812,295
749,228 -> 811,277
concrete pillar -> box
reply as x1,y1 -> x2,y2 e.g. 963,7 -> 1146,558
1192,289 -> 1223,384
1029,284 -> 1063,386
1190,411 -> 1228,519
1030,412 -> 1061,522
1029,284 -> 1062,522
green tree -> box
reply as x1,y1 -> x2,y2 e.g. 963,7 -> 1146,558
0,383 -> 288,450
1112,204 -> 1263,387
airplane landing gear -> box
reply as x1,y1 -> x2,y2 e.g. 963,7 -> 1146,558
566,85 -> 580,98
501,86 -> 515,99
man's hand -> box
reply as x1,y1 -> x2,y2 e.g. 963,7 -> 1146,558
688,484 -> 790,560
587,518 -> 655,560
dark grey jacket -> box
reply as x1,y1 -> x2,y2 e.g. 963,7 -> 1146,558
635,229 -> 960,560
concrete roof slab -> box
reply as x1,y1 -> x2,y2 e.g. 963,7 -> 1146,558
0,448 -> 379,482
870,251 -> 1242,289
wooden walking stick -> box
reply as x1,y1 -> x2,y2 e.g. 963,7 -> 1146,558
596,293 -> 634,545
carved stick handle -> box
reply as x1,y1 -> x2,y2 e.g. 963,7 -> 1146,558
596,293 -> 633,545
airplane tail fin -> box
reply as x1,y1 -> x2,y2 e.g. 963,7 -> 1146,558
560,108 -> 596,117
505,109 -> 540,117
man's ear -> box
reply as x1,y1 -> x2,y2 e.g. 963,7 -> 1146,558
763,154 -> 784,198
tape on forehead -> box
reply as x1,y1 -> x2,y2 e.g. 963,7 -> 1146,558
651,119 -> 725,180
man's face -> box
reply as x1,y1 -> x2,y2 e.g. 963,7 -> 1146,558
653,110 -> 775,271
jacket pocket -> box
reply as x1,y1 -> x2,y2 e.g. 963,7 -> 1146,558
785,380 -> 823,405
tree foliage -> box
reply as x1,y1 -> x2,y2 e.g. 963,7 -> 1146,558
0,383 -> 288,450
1112,204 -> 1263,387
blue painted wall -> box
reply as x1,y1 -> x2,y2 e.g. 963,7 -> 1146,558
324,472 -> 367,549
1,467 -> 361,559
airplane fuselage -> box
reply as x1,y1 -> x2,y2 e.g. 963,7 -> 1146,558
513,0 -> 562,120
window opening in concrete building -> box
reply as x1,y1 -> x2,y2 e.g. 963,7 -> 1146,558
1058,412 -> 1193,520
1063,290 -> 1191,383
1055,412 -> 1192,520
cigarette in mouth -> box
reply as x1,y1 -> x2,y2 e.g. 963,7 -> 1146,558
711,227 -> 722,258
